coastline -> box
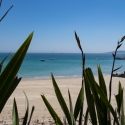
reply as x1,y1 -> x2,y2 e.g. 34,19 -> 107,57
0,75 -> 125,123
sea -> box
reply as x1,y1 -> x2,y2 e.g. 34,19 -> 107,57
0,53 -> 125,79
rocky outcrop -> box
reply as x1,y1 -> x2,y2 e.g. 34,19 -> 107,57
115,57 -> 125,60
112,72 -> 125,78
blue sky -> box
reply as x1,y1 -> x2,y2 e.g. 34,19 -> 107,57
1,0 -> 125,53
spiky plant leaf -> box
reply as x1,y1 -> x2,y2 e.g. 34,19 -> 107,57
84,68 -> 105,125
0,32 -> 33,112
22,92 -> 29,125
12,98 -> 19,125
68,89 -> 73,114
84,71 -> 97,125
84,68 -> 120,125
0,77 -> 21,113
95,82 -> 119,124
98,66 -> 107,97
121,89 -> 125,125
84,107 -> 89,125
74,84 -> 84,120
27,106 -> 35,125
68,89 -> 76,125
41,94 -> 63,125
51,74 -> 72,125
115,82 -> 123,115
97,66 -> 108,124
68,89 -> 73,124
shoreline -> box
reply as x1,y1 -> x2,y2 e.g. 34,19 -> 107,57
20,73 -> 108,81
0,75 -> 125,123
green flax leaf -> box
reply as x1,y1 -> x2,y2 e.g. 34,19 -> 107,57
85,68 -> 118,125
12,98 -> 19,125
0,77 -> 21,112
84,70 -> 97,125
51,74 -> 72,125
115,82 -> 123,115
97,66 -> 108,124
27,106 -> 35,125
98,66 -> 107,97
22,92 -> 29,125
68,89 -> 73,114
84,107 -> 89,125
41,94 -> 63,125
0,32 -> 33,112
96,82 -> 120,125
121,89 -> 125,125
68,89 -> 76,125
85,68 -> 105,125
74,84 -> 84,120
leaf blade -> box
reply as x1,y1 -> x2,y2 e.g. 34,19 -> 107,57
51,74 -> 72,125
74,84 -> 84,120
12,98 -> 19,125
22,92 -> 29,125
0,32 -> 33,112
41,94 -> 63,125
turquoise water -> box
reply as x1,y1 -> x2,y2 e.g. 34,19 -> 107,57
0,53 -> 125,79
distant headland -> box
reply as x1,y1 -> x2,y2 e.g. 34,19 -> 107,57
106,50 -> 125,54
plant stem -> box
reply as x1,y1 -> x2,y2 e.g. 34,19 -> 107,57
108,46 -> 118,125
109,47 -> 117,102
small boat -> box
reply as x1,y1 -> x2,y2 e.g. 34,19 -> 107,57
50,58 -> 56,60
40,59 -> 45,61
51,52 -> 56,60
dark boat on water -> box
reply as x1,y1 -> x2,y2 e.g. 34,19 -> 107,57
40,59 -> 45,61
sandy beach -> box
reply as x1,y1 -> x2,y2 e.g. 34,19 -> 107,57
0,75 -> 125,123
